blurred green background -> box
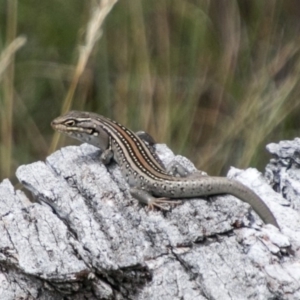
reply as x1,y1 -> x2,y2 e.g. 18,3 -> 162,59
1,0 -> 300,184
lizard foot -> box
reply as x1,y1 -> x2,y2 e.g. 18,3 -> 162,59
147,198 -> 182,211
130,188 -> 182,210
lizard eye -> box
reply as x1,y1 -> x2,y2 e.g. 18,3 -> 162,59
65,120 -> 76,127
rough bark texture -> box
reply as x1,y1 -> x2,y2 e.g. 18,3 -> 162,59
0,140 -> 299,299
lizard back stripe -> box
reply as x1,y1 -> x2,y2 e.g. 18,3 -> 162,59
94,116 -> 174,181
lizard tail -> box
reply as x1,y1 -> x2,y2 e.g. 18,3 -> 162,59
208,177 -> 280,229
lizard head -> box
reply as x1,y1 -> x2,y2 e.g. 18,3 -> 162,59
51,110 -> 109,150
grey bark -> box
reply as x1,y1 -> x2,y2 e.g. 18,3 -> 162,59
0,140 -> 299,299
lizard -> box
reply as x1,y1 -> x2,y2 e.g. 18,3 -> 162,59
51,110 -> 280,229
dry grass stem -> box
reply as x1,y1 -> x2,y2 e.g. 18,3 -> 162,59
50,0 -> 119,153
62,0 -> 119,113
0,36 -> 26,82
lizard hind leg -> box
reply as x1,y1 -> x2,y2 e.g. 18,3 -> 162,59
166,161 -> 206,179
130,188 -> 182,210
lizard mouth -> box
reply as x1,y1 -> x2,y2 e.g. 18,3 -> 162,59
50,122 -> 72,136
51,121 -> 63,131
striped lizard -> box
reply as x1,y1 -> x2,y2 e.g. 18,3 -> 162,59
51,111 -> 279,229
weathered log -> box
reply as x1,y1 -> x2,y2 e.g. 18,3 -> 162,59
0,141 -> 299,299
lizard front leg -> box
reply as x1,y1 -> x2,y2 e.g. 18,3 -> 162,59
136,131 -> 204,180
135,131 -> 156,146
100,148 -> 114,165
